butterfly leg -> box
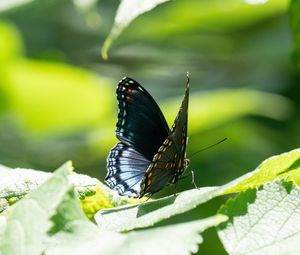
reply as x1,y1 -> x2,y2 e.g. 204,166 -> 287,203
173,182 -> 179,197
179,170 -> 199,189
145,194 -> 154,202
191,170 -> 199,189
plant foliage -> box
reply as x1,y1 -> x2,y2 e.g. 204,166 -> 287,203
0,149 -> 299,254
0,0 -> 299,254
218,180 -> 300,255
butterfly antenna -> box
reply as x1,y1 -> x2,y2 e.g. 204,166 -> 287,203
188,138 -> 228,159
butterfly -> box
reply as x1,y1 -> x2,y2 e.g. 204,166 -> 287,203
105,74 -> 190,198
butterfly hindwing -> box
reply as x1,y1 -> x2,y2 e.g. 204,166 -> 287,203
106,142 -> 150,197
140,77 -> 189,197
116,77 -> 170,161
139,136 -> 179,197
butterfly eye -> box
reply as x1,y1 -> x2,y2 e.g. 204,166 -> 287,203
185,159 -> 190,167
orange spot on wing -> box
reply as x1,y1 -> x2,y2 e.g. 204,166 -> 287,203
178,159 -> 182,169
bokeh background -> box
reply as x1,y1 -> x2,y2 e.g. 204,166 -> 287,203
0,0 -> 299,253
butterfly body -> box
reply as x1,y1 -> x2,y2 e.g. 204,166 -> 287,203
105,75 -> 190,198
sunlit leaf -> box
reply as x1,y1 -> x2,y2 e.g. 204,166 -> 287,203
0,22 -> 22,63
95,148 -> 300,232
41,169 -> 226,255
218,180 -> 300,255
224,148 -> 300,194
114,215 -> 226,255
95,187 -> 218,232
46,206 -> 226,255
101,0 -> 171,59
0,162 -> 72,255
108,0 -> 288,44
7,60 -> 114,132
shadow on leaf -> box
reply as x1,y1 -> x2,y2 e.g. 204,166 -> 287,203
136,195 -> 177,217
277,157 -> 300,176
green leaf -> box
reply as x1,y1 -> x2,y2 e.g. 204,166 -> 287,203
116,215 -> 227,255
46,212 -> 226,255
0,162 -> 73,255
218,180 -> 300,255
291,0 -> 300,69
7,60 -> 114,133
224,148 -> 300,194
0,22 -> 23,63
101,0 -> 170,59
43,171 -> 226,255
124,0 -> 288,39
0,164 -> 141,217
95,182 -> 247,232
95,148 -> 300,232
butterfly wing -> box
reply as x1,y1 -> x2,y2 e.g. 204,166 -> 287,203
115,77 -> 170,161
140,76 -> 189,197
106,77 -> 171,197
106,142 -> 151,197
169,74 -> 189,175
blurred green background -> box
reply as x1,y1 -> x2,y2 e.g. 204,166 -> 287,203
0,0 -> 299,253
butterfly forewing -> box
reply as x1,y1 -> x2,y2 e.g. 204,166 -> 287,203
140,77 -> 189,197
105,77 -> 172,197
116,77 -> 170,161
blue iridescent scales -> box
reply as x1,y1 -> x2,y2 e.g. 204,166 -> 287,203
105,74 -> 190,198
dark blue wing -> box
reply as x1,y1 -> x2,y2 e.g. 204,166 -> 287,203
140,76 -> 189,197
105,142 -> 150,198
115,77 -> 170,161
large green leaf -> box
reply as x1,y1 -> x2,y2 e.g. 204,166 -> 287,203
218,180 -> 300,255
113,215 -> 226,255
41,165 -> 226,255
103,0 -> 288,55
0,162 -> 73,255
95,148 -> 300,232
46,202 -> 226,255
95,187 -> 220,232
7,60 -> 114,132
